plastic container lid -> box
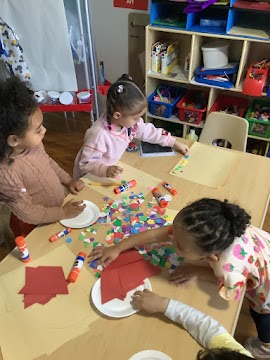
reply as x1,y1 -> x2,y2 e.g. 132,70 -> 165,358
47,91 -> 60,99
77,91 -> 91,100
15,236 -> 25,247
59,92 -> 73,105
201,41 -> 229,52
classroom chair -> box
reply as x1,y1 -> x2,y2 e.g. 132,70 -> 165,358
199,112 -> 249,152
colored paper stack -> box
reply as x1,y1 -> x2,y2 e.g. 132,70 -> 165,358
100,249 -> 161,304
19,266 -> 69,308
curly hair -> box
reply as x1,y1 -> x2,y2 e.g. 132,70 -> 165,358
106,74 -> 147,124
197,348 -> 251,360
0,77 -> 38,163
174,198 -> 251,253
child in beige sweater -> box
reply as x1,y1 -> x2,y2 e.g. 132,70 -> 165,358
0,77 -> 85,239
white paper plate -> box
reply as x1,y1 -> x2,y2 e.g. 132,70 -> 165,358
60,200 -> 100,228
128,350 -> 172,360
91,278 -> 151,318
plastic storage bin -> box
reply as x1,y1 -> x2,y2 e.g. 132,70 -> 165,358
148,86 -> 185,118
210,95 -> 249,117
201,41 -> 229,69
245,100 -> 270,138
176,90 -> 208,124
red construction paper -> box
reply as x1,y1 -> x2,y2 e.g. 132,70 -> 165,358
101,268 -> 125,304
105,249 -> 143,271
114,0 -> 148,11
19,266 -> 69,295
101,250 -> 161,304
24,294 -> 56,309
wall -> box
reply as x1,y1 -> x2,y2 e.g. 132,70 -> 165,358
89,0 -> 149,83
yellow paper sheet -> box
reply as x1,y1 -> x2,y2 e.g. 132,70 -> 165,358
0,245 -> 98,360
83,161 -> 162,199
170,142 -> 239,189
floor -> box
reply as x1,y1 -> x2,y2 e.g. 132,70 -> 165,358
1,111 -> 265,345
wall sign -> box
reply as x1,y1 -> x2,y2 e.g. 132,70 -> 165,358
113,0 -> 148,11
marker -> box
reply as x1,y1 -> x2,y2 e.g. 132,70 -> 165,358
67,252 -> 86,283
152,187 -> 168,208
114,180 -> 136,194
49,227 -> 72,242
15,236 -> 30,263
162,181 -> 178,196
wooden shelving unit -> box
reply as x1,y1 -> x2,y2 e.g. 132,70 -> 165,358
145,24 -> 270,145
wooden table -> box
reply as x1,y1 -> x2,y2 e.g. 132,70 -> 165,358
1,140 -> 270,360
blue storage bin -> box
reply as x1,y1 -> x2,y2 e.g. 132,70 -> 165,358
150,0 -> 187,29
148,86 -> 185,118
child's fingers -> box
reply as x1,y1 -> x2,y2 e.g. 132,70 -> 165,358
133,290 -> 144,297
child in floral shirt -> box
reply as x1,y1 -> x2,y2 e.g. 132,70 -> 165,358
90,198 -> 270,359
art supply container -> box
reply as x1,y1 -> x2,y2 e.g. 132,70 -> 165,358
47,91 -> 60,104
201,41 -> 229,69
77,91 -> 91,104
34,91 -> 48,104
59,92 -> 74,105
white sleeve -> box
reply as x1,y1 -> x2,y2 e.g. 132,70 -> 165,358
164,299 -> 227,348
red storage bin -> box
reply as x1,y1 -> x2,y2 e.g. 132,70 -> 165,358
176,90 -> 208,125
209,95 -> 249,117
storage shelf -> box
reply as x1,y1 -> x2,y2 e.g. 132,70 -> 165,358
148,66 -> 189,83
248,135 -> 270,142
148,25 -> 270,44
147,112 -> 204,128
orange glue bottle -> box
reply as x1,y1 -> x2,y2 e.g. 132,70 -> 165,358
15,236 -> 30,263
67,252 -> 86,283
114,179 -> 136,194
152,187 -> 168,208
162,181 -> 178,196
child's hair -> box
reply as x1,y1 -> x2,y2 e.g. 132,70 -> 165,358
0,77 -> 38,163
174,198 -> 251,254
197,349 -> 251,360
106,74 -> 147,124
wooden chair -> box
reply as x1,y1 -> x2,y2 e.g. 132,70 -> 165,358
199,111 -> 249,152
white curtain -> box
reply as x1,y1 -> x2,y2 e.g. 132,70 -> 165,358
1,0 -> 78,91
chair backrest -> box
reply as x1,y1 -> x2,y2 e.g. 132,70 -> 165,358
199,112 -> 249,152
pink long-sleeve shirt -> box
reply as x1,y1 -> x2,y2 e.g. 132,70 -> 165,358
73,114 -> 176,178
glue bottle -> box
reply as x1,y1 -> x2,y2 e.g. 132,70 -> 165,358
67,252 -> 86,283
185,129 -> 198,141
15,236 -> 30,263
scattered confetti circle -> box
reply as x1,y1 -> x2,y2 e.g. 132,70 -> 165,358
164,194 -> 172,202
66,237 -> 72,243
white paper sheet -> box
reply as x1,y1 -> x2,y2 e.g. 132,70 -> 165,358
1,0 -> 78,91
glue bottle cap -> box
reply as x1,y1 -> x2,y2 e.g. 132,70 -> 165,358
15,236 -> 26,247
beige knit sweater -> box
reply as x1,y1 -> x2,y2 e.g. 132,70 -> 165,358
0,143 -> 72,225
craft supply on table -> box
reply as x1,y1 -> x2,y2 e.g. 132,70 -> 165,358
67,252 -> 86,283
152,187 -> 168,208
170,142 -> 239,188
0,245 -> 98,360
114,179 -> 137,194
162,181 -> 177,196
15,236 -> 30,263
60,200 -> 100,228
185,129 -> 198,141
49,227 -> 72,242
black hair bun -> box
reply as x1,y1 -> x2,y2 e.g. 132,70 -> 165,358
222,200 -> 251,238
119,74 -> 133,81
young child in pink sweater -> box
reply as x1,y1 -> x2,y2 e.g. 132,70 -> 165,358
73,74 -> 189,179
0,77 -> 86,239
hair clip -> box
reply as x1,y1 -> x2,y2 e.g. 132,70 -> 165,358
117,85 -> 124,93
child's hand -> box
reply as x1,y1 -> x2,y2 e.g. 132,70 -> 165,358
173,140 -> 189,155
131,289 -> 169,314
62,200 -> 86,219
68,179 -> 85,195
88,246 -> 120,267
106,165 -> 123,178
169,264 -> 199,286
